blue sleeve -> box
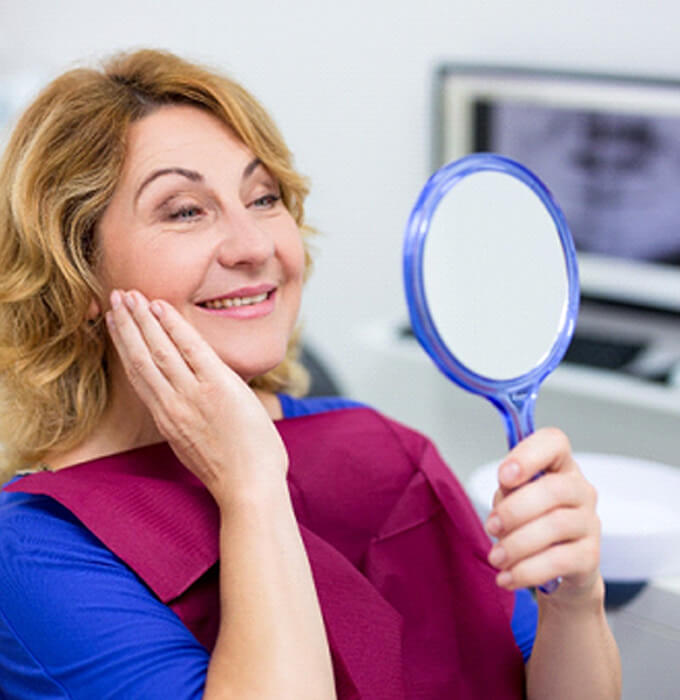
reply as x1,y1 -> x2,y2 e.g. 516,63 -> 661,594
0,493 -> 209,699
512,588 -> 538,663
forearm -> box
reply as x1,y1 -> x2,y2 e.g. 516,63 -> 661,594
526,576 -> 621,700
203,480 -> 336,700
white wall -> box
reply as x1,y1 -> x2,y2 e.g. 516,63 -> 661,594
2,0 -> 680,399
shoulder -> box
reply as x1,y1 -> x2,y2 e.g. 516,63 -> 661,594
0,482 -> 209,698
0,483 -> 94,545
0,484 -> 141,608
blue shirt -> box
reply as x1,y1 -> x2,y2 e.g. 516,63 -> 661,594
0,395 -> 536,699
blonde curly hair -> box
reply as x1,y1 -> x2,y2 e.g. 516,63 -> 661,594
0,49 -> 312,478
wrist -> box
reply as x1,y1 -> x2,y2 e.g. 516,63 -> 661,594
537,572 -> 606,618
214,472 -> 291,516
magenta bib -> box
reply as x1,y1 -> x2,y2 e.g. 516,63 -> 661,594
6,407 -> 525,698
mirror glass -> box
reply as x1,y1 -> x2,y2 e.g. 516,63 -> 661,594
423,170 -> 568,380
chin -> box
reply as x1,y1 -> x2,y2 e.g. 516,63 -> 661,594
206,329 -> 292,383
218,352 -> 288,383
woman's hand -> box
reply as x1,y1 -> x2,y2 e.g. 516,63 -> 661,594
105,288 -> 288,503
107,288 -> 336,698
485,428 -> 602,601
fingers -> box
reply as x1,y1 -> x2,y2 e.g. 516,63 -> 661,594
106,290 -> 176,405
117,291 -> 201,389
489,430 -> 570,511
493,536 -> 600,590
143,297 -> 225,381
488,504 -> 599,584
485,428 -> 601,591
487,470 -> 596,537
107,289 -> 224,388
106,289 -> 230,447
497,427 -> 575,491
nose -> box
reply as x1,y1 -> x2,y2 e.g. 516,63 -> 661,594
215,211 -> 275,268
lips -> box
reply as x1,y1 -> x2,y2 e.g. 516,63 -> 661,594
196,284 -> 276,310
197,284 -> 277,319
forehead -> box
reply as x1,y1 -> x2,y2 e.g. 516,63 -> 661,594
120,104 -> 252,182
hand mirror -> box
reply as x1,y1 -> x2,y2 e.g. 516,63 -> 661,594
403,153 -> 579,593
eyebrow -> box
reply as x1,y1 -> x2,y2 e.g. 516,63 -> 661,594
244,157 -> 263,179
134,158 -> 264,203
135,167 -> 203,203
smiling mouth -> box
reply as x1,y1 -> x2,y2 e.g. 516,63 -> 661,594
198,290 -> 274,310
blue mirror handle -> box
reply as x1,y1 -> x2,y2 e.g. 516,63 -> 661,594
495,388 -> 537,449
495,389 -> 562,594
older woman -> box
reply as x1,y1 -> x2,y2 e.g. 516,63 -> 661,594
0,49 -> 620,699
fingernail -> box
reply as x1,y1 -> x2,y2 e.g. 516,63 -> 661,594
150,301 -> 163,317
500,461 -> 520,483
124,292 -> 136,310
486,514 -> 503,536
105,311 -> 115,330
497,571 -> 513,587
111,290 -> 122,310
488,545 -> 506,568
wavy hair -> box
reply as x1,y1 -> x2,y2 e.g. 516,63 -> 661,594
0,49 -> 312,477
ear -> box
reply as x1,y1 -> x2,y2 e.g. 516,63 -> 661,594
85,297 -> 102,321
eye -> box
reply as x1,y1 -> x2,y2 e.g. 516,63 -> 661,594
250,193 -> 281,209
167,204 -> 204,221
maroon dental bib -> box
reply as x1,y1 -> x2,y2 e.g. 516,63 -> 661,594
6,407 -> 526,698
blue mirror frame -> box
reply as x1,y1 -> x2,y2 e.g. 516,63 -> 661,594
403,153 -> 579,594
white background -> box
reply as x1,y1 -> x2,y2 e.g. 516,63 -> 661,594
2,0 -> 679,397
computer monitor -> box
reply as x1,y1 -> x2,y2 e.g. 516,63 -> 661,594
434,64 -> 680,314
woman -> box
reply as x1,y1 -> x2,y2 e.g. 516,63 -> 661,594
0,49 -> 620,698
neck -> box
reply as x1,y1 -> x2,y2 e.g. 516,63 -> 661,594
44,362 -> 282,471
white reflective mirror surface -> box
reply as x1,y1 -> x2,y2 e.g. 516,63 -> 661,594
423,171 -> 569,380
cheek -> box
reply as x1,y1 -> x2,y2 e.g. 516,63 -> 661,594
97,232 -> 200,302
98,249 -> 153,294
286,229 -> 308,282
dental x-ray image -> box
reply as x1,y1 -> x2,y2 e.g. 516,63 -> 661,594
475,100 -> 680,264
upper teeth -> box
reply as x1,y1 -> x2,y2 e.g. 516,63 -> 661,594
202,292 -> 269,309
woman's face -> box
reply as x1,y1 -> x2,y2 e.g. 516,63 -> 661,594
95,104 -> 305,381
